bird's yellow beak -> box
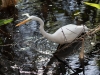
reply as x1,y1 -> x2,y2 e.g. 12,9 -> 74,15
16,19 -> 31,26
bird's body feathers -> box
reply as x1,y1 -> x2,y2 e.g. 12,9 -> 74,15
16,16 -> 88,44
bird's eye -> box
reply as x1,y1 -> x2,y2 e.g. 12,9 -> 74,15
29,19 -> 32,21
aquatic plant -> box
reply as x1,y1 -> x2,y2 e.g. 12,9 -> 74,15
84,2 -> 100,9
0,18 -> 13,26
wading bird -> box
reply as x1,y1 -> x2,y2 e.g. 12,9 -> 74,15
16,15 -> 88,44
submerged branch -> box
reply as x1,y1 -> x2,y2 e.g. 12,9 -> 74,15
87,25 -> 100,35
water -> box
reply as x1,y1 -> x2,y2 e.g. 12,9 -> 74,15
0,0 -> 100,75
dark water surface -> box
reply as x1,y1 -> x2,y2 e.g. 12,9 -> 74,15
0,0 -> 100,75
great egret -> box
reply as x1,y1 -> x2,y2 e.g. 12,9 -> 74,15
16,15 -> 88,44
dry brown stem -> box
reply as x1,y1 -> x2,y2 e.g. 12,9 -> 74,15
1,0 -> 18,7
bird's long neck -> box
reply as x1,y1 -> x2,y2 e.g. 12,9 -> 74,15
35,17 -> 55,41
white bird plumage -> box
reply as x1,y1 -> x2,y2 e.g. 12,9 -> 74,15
16,15 -> 88,44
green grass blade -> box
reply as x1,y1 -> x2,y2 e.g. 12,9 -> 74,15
0,18 -> 13,26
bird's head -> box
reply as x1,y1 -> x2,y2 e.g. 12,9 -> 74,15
16,16 -> 37,26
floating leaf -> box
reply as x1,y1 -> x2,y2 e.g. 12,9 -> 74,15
84,2 -> 100,9
74,12 -> 80,15
0,18 -> 13,26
